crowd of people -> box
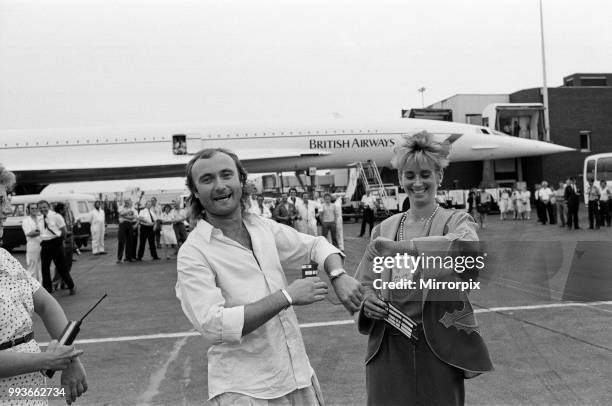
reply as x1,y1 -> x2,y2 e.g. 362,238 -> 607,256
115,198 -> 187,263
462,177 -> 611,231
244,188 -> 347,250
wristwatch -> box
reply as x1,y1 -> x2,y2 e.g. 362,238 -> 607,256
329,268 -> 346,281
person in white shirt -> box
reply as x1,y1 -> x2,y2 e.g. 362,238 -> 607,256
37,200 -> 76,294
295,192 -> 319,236
21,202 -> 42,281
359,192 -> 376,237
517,186 -> 531,220
586,179 -> 601,229
537,181 -> 555,225
160,204 -> 178,259
288,187 -> 304,210
499,189 -> 511,220
318,193 -> 339,248
137,200 -> 160,260
334,194 -> 344,251
150,196 -> 162,249
170,200 -> 188,249
598,180 -> 611,227
176,148 -> 364,405
247,195 -> 273,219
83,201 -> 106,255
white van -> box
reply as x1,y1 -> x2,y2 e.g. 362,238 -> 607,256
2,193 -> 96,253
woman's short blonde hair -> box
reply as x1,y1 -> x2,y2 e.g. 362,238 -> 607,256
390,130 -> 451,173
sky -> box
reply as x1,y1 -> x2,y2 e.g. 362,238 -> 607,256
0,0 -> 611,130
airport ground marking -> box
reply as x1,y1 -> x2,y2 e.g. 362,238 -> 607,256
36,300 -> 612,346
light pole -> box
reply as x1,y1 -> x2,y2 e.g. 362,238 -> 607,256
417,87 -> 426,108
539,0 -> 550,142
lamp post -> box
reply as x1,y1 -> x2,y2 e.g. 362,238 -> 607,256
539,0 -> 550,142
417,87 -> 426,108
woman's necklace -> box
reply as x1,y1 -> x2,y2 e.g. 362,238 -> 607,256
398,204 -> 439,241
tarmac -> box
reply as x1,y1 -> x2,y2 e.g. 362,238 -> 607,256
10,208 -> 612,405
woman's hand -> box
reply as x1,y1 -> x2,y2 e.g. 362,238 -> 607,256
366,237 -> 412,259
43,340 -> 83,371
362,291 -> 388,320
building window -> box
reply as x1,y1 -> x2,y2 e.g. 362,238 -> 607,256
579,131 -> 591,152
580,76 -> 607,86
465,114 -> 482,125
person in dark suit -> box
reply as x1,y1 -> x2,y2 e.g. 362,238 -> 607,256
564,177 -> 581,229
273,193 -> 297,227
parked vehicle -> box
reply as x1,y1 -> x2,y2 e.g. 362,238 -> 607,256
2,194 -> 96,262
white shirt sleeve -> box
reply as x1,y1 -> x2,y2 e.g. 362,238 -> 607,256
54,212 -> 66,228
176,243 -> 244,348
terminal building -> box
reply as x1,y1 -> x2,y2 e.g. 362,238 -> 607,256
421,73 -> 612,189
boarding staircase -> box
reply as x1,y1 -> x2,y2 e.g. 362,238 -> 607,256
355,160 -> 389,215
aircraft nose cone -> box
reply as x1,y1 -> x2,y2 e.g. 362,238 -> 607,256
485,136 -> 574,158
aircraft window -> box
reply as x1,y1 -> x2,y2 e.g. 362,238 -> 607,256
263,133 -> 266,136
480,129 -> 490,134
307,131 -> 310,134
96,139 -> 99,142
56,141 -> 59,144
66,141 -> 69,144
36,142 -> 39,145
290,132 -> 293,135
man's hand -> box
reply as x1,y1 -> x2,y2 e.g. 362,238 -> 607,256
331,274 -> 364,313
286,277 -> 328,305
60,357 -> 87,405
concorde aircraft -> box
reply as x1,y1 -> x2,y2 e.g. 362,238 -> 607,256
0,118 -> 572,193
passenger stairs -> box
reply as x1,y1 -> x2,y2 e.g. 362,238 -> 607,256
355,160 -> 389,215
